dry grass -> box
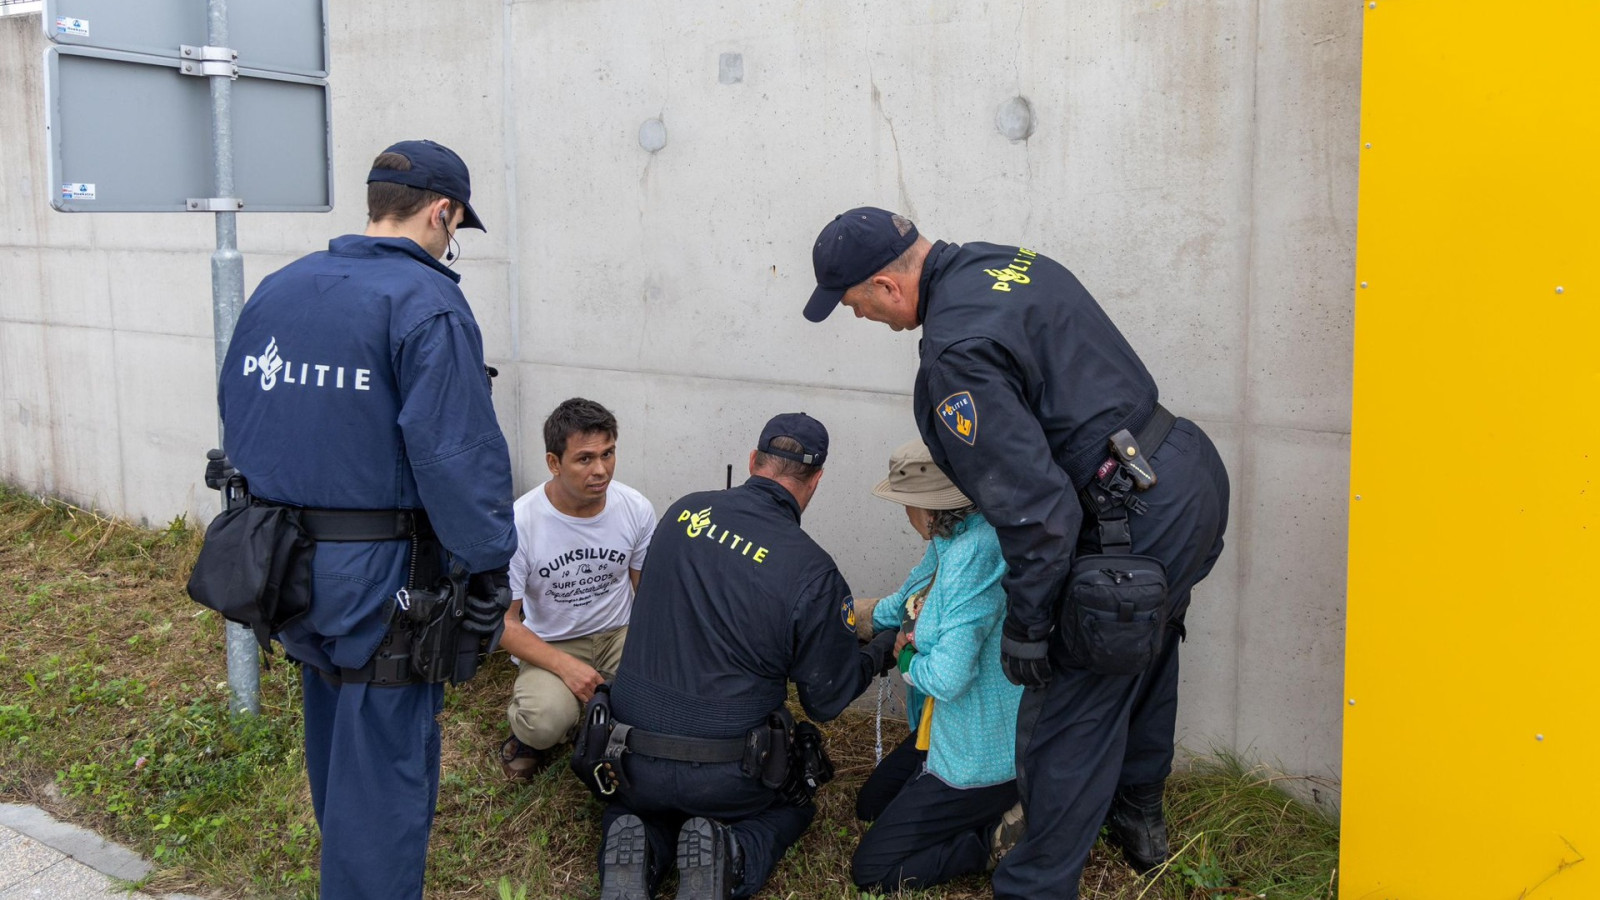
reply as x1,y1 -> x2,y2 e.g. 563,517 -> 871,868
0,484 -> 1338,899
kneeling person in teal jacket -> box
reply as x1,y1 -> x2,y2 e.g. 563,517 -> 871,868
853,439 -> 1024,891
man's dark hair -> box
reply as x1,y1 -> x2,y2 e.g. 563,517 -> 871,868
367,151 -> 460,225
754,436 -> 822,480
544,398 -> 619,459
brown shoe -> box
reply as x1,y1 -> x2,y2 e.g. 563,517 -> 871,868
500,734 -> 555,783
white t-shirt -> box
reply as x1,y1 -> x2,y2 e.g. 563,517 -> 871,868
507,480 -> 657,642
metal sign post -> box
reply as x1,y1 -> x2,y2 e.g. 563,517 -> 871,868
42,0 -> 331,716
204,0 -> 258,718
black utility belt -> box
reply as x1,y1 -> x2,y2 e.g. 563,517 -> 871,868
189,499 -> 432,652
572,690 -> 834,806
272,505 -> 433,542
624,726 -> 749,764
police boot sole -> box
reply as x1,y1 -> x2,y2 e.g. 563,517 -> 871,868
675,817 -> 732,900
600,814 -> 652,900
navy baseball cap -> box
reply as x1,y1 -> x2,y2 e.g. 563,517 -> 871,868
804,207 -> 918,322
367,140 -> 486,232
758,413 -> 829,467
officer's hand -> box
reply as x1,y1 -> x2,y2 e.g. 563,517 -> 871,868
558,658 -> 605,704
1000,636 -> 1052,688
462,567 -> 512,634
203,448 -> 237,491
864,627 -> 900,678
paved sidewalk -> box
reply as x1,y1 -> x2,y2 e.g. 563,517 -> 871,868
0,804 -> 205,900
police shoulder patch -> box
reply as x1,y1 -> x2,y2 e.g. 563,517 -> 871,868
938,391 -> 978,445
841,596 -> 857,633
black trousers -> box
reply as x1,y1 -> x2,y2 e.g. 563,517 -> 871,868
599,753 -> 814,899
852,733 -> 1018,892
992,417 -> 1230,900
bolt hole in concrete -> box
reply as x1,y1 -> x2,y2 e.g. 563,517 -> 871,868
996,96 -> 1035,141
639,118 -> 667,153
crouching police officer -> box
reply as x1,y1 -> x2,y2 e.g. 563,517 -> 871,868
210,140 -> 516,900
583,414 -> 899,900
803,209 -> 1231,899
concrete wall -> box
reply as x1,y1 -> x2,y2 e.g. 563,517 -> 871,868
0,1 -> 1360,789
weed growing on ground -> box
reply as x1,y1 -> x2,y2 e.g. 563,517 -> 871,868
0,484 -> 1339,898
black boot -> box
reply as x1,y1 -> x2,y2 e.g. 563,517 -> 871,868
1104,782 -> 1168,874
676,816 -> 739,900
600,814 -> 654,900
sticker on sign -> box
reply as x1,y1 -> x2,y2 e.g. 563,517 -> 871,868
54,16 -> 88,35
60,183 -> 96,200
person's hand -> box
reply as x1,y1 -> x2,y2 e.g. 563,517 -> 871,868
854,596 -> 881,642
1000,636 -> 1052,688
894,629 -> 915,656
864,627 -> 900,677
557,657 -> 604,704
462,568 -> 512,634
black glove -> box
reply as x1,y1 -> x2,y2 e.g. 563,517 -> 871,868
203,448 -> 237,491
862,627 -> 900,678
462,567 -> 512,634
777,721 -> 835,807
1000,636 -> 1052,688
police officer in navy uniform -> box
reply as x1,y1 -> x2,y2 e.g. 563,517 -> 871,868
802,208 -> 1231,899
596,414 -> 900,900
217,140 -> 516,900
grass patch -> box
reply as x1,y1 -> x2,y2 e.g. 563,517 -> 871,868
0,483 -> 1338,898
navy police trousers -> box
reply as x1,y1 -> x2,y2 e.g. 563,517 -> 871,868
991,417 -> 1230,900
302,668 -> 445,900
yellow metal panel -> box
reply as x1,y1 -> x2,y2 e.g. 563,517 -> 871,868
1344,1 -> 1600,897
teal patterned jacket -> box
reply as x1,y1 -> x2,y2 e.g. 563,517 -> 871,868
872,513 -> 1022,787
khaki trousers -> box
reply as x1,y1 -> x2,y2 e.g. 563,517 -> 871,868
506,625 -> 628,750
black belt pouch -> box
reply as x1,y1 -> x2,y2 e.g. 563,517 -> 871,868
570,684 -> 616,798
186,505 -> 314,651
757,708 -> 794,790
1059,554 -> 1169,675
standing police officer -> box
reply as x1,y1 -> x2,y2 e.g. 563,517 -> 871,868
216,140 -> 516,900
595,414 -> 899,900
802,208 -> 1230,899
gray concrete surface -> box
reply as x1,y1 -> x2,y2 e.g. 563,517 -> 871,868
0,1 -> 1359,792
0,803 -> 204,900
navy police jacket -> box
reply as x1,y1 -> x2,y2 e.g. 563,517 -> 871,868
218,235 -> 516,671
610,477 -> 876,740
912,241 -> 1158,645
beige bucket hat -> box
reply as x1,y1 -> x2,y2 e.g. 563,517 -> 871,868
871,439 -> 972,510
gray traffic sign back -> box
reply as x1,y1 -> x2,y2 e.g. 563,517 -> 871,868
45,46 -> 332,212
42,0 -> 332,213
43,0 -> 327,77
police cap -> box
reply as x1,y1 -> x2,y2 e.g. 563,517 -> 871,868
367,139 -> 486,232
758,413 -> 829,467
804,207 -> 918,322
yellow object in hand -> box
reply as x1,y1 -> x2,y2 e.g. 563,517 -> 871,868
915,697 -> 934,751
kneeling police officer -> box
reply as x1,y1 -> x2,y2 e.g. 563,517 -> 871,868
583,414 -> 898,900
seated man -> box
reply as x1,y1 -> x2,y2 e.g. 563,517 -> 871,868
499,397 -> 657,780
595,413 -> 900,900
